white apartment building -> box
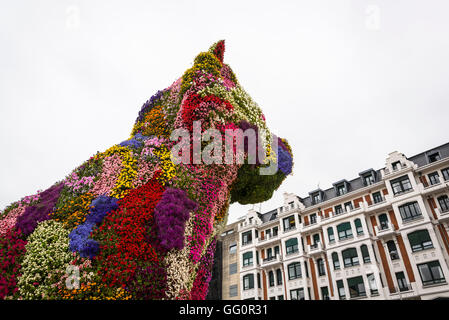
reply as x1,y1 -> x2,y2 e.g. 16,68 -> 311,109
233,142 -> 449,300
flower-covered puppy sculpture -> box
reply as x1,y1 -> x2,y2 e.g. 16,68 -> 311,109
0,41 -> 293,300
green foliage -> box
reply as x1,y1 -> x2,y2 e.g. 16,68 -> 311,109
230,164 -> 285,205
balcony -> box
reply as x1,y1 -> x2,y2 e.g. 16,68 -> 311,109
261,254 -> 283,267
421,180 -> 448,195
302,218 -> 322,231
283,225 -> 297,234
308,242 -> 324,256
241,240 -> 253,248
384,163 -> 408,176
437,207 -> 449,222
375,222 -> 396,237
367,197 -> 387,210
257,233 -> 279,246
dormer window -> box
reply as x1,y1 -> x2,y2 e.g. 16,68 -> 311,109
359,169 -> 377,187
309,189 -> 324,205
364,175 -> 374,186
392,161 -> 401,171
333,180 -> 350,197
337,184 -> 347,196
428,152 -> 440,163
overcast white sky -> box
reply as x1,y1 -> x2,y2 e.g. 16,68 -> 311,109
1,0 -> 449,224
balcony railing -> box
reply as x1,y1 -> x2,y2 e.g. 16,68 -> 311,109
261,254 -> 282,266
308,242 -> 324,255
241,240 -> 253,247
283,225 -> 297,233
375,222 -> 395,237
258,233 -> 279,243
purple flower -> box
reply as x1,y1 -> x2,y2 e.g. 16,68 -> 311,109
15,183 -> 64,236
277,139 -> 293,175
153,188 -> 198,251
135,90 -> 166,124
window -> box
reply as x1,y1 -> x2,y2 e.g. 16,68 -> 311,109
285,238 -> 299,255
332,252 -> 340,270
312,233 -> 320,246
266,248 -> 273,259
229,284 -> 238,297
277,295 -> 284,300
387,240 -> 399,260
257,273 -> 261,288
367,273 -> 378,295
372,191 -> 383,204
273,226 -> 279,236
438,195 -> 449,212
327,227 -> 335,243
269,296 -> 276,300
417,261 -> 446,286
321,286 -> 330,300
265,229 -> 271,239
391,175 -> 413,195
243,252 -> 253,267
337,222 -> 353,240
428,172 -> 440,185
274,246 -> 280,257
361,245 -> 371,263
304,261 -> 309,278
310,213 -> 317,224
342,248 -> 359,267
337,280 -> 346,299
242,231 -> 252,245
229,263 -> 237,275
337,184 -> 347,196
276,269 -> 283,285
221,229 -> 234,237
378,214 -> 389,230
283,215 -> 295,231
428,152 -> 441,163
288,262 -> 302,280
392,161 -> 401,171
290,288 -> 305,300
442,168 -> 449,181
344,201 -> 353,212
317,258 -> 326,276
335,205 -> 343,215
229,243 -> 237,254
354,218 -> 363,235
407,230 -> 433,252
396,272 -> 409,292
363,174 -> 375,186
398,202 -> 422,221
312,193 -> 321,204
268,271 -> 275,287
347,276 -> 366,298
243,274 -> 254,290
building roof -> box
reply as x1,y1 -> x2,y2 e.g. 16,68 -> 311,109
256,142 -> 449,219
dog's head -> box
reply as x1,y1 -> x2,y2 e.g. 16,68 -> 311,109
130,40 -> 293,207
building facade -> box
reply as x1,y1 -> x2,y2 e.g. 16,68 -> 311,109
216,221 -> 242,300
217,142 -> 449,300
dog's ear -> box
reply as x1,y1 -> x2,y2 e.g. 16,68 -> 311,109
209,40 -> 225,63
